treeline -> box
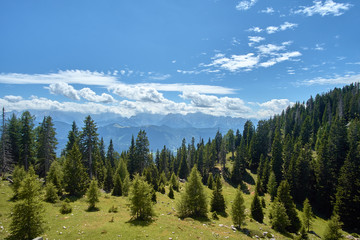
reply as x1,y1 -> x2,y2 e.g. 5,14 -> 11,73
1,83 -> 360,233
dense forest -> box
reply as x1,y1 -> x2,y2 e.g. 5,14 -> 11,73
1,83 -> 360,239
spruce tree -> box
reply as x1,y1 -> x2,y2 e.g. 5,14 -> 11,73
129,174 -> 154,220
19,111 -> 35,171
65,121 -> 79,155
168,185 -> 174,199
323,214 -> 343,240
44,182 -> 59,203
207,172 -> 214,189
231,139 -> 246,186
267,171 -> 277,201
302,198 -> 313,232
231,187 -> 246,229
177,165 -> 208,218
47,160 -> 63,196
9,169 -> 45,240
122,175 -> 131,196
86,179 -> 100,210
271,128 -> 283,184
270,200 -> 290,233
277,180 -> 301,233
210,176 -> 226,213
11,165 -> 26,200
63,144 -> 89,197
112,174 -> 123,196
170,172 -> 179,191
251,192 -> 264,223
103,162 -> 114,193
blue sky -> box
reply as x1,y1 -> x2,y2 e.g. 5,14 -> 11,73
0,0 -> 359,119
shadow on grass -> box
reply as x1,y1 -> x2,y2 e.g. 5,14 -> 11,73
126,218 -> 154,227
61,194 -> 82,202
86,206 -> 100,212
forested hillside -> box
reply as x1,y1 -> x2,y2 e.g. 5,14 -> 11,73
0,83 -> 360,239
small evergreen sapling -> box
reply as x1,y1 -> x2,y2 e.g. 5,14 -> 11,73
112,174 -> 123,196
323,214 -> 343,240
168,185 -> 174,199
210,176 -> 226,213
207,173 -> 214,190
44,182 -> 59,203
270,200 -> 290,233
250,191 -> 264,223
129,174 -> 154,220
231,187 -> 246,229
86,179 -> 100,210
302,198 -> 313,232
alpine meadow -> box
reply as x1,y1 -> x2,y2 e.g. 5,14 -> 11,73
1,1 -> 360,240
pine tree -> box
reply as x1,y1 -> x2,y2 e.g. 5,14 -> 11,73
65,121 -> 79,155
36,116 -> 57,178
168,185 -> 174,199
271,128 -> 283,184
207,172 -> 214,189
177,165 -> 208,218
11,165 -> 26,200
267,171 -> 277,201
103,162 -> 114,193
210,176 -> 226,213
323,214 -> 343,240
178,139 -> 189,179
9,169 -> 45,240
231,187 -> 246,229
170,172 -> 179,191
63,144 -> 89,197
44,182 -> 59,203
19,111 -> 35,171
79,115 -> 99,179
270,200 -> 290,233
107,139 -> 115,167
86,179 -> 100,210
277,180 -> 301,233
47,160 -> 63,196
112,174 -> 123,196
251,192 -> 264,223
302,198 -> 313,232
129,174 -> 154,220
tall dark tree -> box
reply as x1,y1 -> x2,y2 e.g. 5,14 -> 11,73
19,111 -> 35,170
79,115 -> 99,179
178,138 -> 189,179
210,176 -> 226,213
129,174 -> 154,220
7,113 -> 21,165
65,121 -> 79,155
127,135 -> 136,177
271,127 -> 283,184
0,107 -> 13,175
107,139 -> 115,167
226,129 -> 235,160
36,116 -> 57,178
251,191 -> 264,223
231,138 -> 246,186
134,130 -> 150,174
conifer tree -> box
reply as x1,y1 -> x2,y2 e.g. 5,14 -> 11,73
129,174 -> 154,220
134,130 -> 150,175
112,174 -> 123,196
11,165 -> 26,200
122,175 -> 131,196
7,113 -> 21,165
177,165 -> 208,218
271,128 -> 283,184
277,180 -> 301,233
168,185 -> 174,199
302,198 -> 313,232
86,179 -> 100,210
251,191 -> 264,223
170,172 -> 179,191
0,107 -> 13,175
107,139 -> 115,167
231,187 -> 246,229
63,144 -> 89,196
323,214 -> 343,240
267,171 -> 277,201
231,139 -> 246,186
178,139 -> 189,179
103,162 -> 114,193
270,200 -> 290,233
9,169 -> 45,240
207,172 -> 214,189
65,121 -> 79,155
47,160 -> 63,195
19,111 -> 35,171
296,226 -> 309,240
210,176 -> 226,213
44,182 -> 59,203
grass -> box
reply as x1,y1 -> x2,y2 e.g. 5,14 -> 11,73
0,168 -> 349,240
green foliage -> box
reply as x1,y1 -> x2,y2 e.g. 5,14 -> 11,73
103,162 -> 114,193
261,197 -> 266,208
47,160 -> 63,196
207,172 -> 214,189
323,214 -> 343,240
210,176 -> 226,213
44,182 -> 59,203
151,189 -> 157,202
231,187 -> 246,228
267,171 -> 277,202
129,174 -> 154,220
168,185 -> 174,199
271,128 -> 283,184
112,174 -> 123,196
19,111 -> 35,171
86,179 -> 100,210
295,227 -> 309,240
250,192 -> 264,223
9,170 -> 46,240
277,180 -> 301,233
231,139 -> 246,186
122,175 -> 131,196
60,201 -> 72,214
170,172 -> 179,191
108,205 -> 118,213
270,200 -> 290,233
11,165 -> 26,200
63,144 -> 89,197
177,166 -> 208,218
302,198 -> 313,232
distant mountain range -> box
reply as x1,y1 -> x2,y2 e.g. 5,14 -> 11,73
8,110 -> 254,154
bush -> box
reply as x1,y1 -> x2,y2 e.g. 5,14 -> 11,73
108,205 -> 118,213
60,201 -> 72,214
44,183 -> 59,203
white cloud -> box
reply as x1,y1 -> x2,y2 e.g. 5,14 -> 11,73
294,0 -> 352,16
0,70 -> 118,86
3,95 -> 23,103
261,7 -> 275,14
296,73 -> 360,86
139,83 -> 235,94
248,36 -> 265,46
256,44 -> 286,55
209,53 -> 260,72
314,43 -> 325,51
78,88 -> 115,103
248,27 -> 263,33
109,84 -> 166,103
236,0 -> 257,11
266,22 -> 298,34
47,82 -> 80,100
148,73 -> 171,81
256,99 -> 294,118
